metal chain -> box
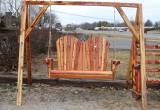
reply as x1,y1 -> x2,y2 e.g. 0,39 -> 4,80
48,0 -> 52,57
113,0 -> 116,59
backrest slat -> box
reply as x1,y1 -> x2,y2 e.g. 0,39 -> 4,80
56,36 -> 109,71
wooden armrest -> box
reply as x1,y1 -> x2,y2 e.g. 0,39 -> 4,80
45,58 -> 53,73
111,60 -> 120,80
45,58 -> 53,65
112,60 -> 120,66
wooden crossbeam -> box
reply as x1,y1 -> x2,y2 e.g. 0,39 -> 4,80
25,5 -> 49,40
116,7 -> 139,41
25,1 -> 139,8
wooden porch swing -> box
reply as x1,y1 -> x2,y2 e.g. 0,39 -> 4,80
45,35 -> 120,80
17,1 -> 147,110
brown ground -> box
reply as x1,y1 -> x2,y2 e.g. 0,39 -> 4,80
0,51 -> 160,110
0,82 -> 160,110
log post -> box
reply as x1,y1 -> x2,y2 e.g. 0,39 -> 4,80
127,8 -> 139,83
138,4 -> 147,110
16,2 -> 27,106
26,5 -> 32,85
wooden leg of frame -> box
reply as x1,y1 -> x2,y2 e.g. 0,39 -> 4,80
138,5 -> 147,110
16,3 -> 27,106
25,5 -> 32,85
26,37 -> 32,85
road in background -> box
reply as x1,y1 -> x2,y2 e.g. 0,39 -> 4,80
64,30 -> 160,49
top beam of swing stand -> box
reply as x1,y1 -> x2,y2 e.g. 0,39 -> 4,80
25,0 -> 139,8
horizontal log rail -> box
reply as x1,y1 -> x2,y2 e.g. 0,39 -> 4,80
49,70 -> 113,80
25,1 -> 139,8
134,66 -> 160,72
145,52 -> 160,56
133,79 -> 160,86
145,60 -> 160,64
145,45 -> 160,49
136,44 -> 160,49
146,68 -> 160,73
147,78 -> 160,84
137,60 -> 160,64
137,52 -> 160,56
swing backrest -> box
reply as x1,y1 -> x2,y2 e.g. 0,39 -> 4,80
56,35 -> 109,71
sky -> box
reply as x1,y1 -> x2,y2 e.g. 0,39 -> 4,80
47,0 -> 160,25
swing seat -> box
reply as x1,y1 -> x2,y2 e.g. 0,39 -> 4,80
49,70 -> 113,79
46,35 -> 120,80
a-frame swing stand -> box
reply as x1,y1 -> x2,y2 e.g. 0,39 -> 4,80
17,1 -> 147,109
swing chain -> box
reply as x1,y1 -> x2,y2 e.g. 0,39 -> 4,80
47,1 -> 52,58
113,0 -> 116,60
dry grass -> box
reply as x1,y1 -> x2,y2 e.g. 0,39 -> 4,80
29,48 -> 160,80
109,49 -> 130,79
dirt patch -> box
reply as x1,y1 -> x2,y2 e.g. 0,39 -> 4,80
0,51 -> 160,110
0,83 -> 160,110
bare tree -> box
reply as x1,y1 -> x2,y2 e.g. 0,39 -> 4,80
6,0 -> 21,17
0,0 -> 21,17
43,12 -> 57,25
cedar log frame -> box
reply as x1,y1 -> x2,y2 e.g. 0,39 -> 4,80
17,1 -> 147,110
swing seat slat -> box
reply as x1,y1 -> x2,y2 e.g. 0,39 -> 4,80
49,70 -> 113,79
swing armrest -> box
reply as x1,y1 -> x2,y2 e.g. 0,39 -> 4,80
111,60 -> 120,79
45,58 -> 53,64
111,60 -> 120,66
45,58 -> 53,71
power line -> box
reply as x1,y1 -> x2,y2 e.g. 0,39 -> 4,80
54,10 -> 114,21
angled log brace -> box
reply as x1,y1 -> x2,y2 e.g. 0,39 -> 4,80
116,7 -> 139,41
25,5 -> 49,40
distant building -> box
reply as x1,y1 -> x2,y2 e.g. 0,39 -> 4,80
0,12 -> 16,28
94,26 -> 128,31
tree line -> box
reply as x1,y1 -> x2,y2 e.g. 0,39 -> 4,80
0,1 -> 159,30
65,19 -> 160,30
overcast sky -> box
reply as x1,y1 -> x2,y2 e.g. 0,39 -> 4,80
49,0 -> 160,25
